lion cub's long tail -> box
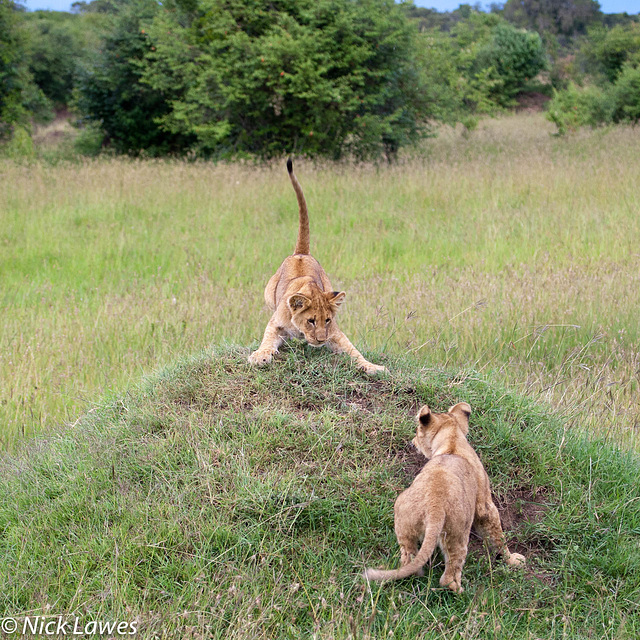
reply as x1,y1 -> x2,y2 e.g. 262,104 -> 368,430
287,158 -> 310,255
364,512 -> 445,582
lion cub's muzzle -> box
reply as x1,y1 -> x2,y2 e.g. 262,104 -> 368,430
310,329 -> 328,345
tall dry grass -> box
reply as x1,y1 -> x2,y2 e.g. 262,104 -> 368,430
1,113 -> 638,448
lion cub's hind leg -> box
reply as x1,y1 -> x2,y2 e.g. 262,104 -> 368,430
394,490 -> 426,576
474,502 -> 525,568
397,534 -> 423,574
263,270 -> 280,312
438,533 -> 469,593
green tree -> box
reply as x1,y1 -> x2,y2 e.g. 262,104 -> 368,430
71,0 -> 119,13
0,0 -> 50,139
414,11 -> 546,121
611,64 -> 640,123
476,20 -> 546,106
22,11 -> 104,107
581,23 -> 640,83
138,0 -> 428,160
503,0 -> 602,37
545,82 -> 613,134
74,0 -> 190,155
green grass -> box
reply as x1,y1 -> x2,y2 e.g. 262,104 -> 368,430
1,113 -> 639,450
1,345 -> 638,639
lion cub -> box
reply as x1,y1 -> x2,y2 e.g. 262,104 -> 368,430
248,160 -> 385,375
365,403 -> 525,593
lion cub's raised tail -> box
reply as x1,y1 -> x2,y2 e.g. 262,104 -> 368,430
364,512 -> 446,581
287,158 -> 310,255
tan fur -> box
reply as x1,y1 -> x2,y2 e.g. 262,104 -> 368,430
248,161 -> 385,375
364,403 -> 525,593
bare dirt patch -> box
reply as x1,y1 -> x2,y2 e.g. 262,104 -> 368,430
32,110 -> 75,147
515,91 -> 551,113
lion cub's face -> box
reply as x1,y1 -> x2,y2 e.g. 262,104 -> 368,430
412,403 -> 471,459
287,290 -> 345,346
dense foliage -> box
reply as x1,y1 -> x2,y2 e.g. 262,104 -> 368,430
22,10 -> 105,107
546,22 -> 640,133
503,0 -> 601,38
81,0 -> 429,160
74,0 -> 191,155
581,22 -> 640,82
0,0 -> 50,138
415,12 -> 545,128
1,0 -> 639,155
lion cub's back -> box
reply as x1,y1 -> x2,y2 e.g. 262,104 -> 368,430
395,455 -> 477,528
277,254 -> 325,281
271,255 -> 330,301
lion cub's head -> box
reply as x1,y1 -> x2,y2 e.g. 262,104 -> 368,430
412,402 -> 472,459
287,289 -> 345,346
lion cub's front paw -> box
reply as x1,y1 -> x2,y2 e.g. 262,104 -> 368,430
361,362 -> 386,376
506,553 -> 526,568
248,349 -> 276,366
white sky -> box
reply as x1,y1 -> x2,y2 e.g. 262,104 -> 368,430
22,0 -> 640,16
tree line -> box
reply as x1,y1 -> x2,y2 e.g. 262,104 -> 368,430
1,0 -> 638,159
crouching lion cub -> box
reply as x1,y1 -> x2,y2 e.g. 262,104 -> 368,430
364,403 -> 525,593
248,160 -> 385,375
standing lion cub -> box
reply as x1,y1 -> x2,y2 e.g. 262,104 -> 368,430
364,403 -> 525,593
248,160 -> 385,375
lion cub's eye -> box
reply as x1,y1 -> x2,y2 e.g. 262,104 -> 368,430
325,318 -> 331,325
308,318 -> 316,326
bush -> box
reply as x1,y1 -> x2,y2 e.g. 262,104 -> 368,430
545,83 -> 615,134
1,124 -> 36,159
414,12 -> 546,120
0,0 -> 52,138
476,21 -> 547,107
546,60 -> 640,134
582,23 -> 640,83
135,0 -> 427,161
73,0 -> 431,160
74,0 -> 190,156
73,121 -> 104,156
612,64 -> 640,124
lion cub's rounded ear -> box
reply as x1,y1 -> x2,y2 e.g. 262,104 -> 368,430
417,405 -> 432,426
327,291 -> 346,307
448,402 -> 471,418
448,402 -> 471,433
449,402 -> 471,418
287,293 -> 311,312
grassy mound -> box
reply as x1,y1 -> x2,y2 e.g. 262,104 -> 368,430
1,345 -> 639,639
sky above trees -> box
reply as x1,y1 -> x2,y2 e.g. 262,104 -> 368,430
21,0 -> 640,14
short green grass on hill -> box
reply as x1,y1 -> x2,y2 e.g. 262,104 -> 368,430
1,345 -> 638,639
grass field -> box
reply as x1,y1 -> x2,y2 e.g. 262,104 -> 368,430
1,114 -> 640,638
1,113 -> 639,450
1,346 -> 639,639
